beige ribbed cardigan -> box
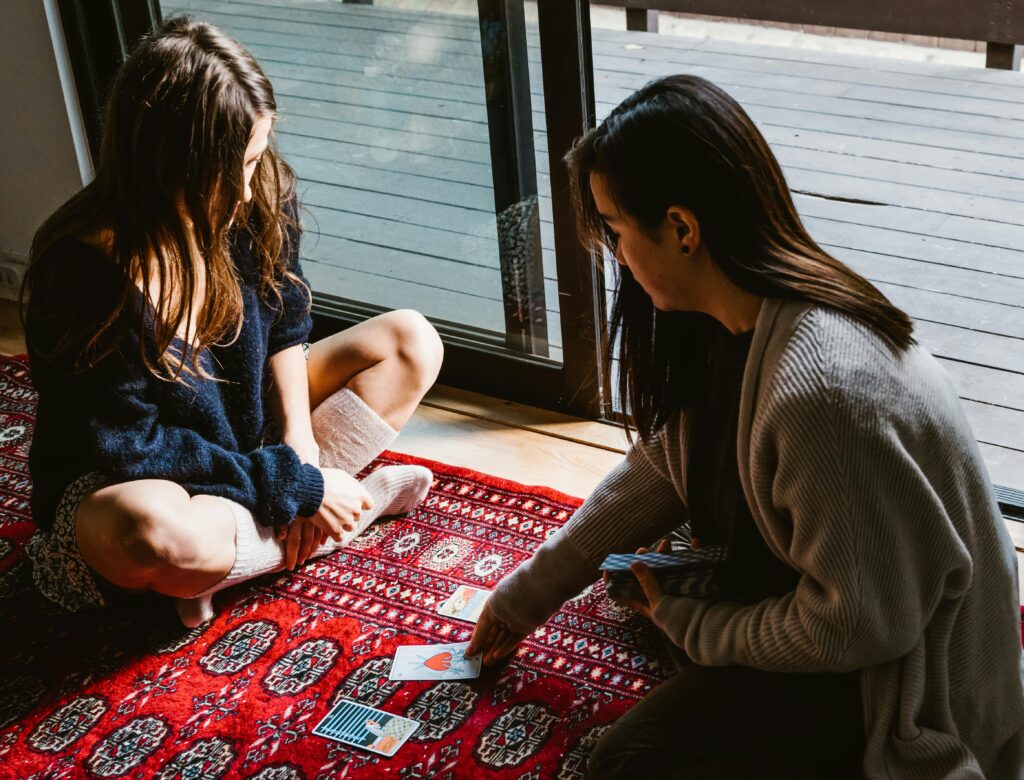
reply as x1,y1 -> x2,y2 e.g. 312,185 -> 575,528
489,298 -> 1024,779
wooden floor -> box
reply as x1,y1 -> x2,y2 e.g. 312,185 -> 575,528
164,0 -> 1024,493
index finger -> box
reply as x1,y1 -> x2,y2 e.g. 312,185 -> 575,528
467,615 -> 497,657
490,631 -> 522,663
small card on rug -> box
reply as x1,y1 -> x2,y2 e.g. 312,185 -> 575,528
389,641 -> 482,681
437,585 -> 491,623
313,699 -> 419,757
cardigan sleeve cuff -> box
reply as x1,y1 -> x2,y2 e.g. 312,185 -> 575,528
488,530 -> 598,636
652,595 -> 708,658
294,463 -> 325,518
652,595 -> 752,667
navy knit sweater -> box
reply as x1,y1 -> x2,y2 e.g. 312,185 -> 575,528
26,221 -> 325,531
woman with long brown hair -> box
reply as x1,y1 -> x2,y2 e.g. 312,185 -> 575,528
468,75 -> 1023,779
24,17 -> 443,628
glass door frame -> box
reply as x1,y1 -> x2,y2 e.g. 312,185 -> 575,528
56,0 -> 608,418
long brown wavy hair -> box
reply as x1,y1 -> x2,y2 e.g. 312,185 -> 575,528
566,75 -> 914,439
24,16 -> 307,382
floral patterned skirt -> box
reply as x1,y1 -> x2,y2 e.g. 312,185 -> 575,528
26,472 -> 109,612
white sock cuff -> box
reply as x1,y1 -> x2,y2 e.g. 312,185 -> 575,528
312,387 -> 399,474
340,388 -> 398,437
188,497 -> 269,599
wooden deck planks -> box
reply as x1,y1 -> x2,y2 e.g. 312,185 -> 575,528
165,0 -> 1024,489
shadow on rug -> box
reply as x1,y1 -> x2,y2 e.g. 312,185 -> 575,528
0,355 -> 675,778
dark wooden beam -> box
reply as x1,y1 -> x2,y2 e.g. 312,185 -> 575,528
986,42 -> 1023,70
626,8 -> 659,32
310,296 -> 566,412
477,0 -> 549,357
55,0 -> 161,164
594,0 -> 1024,45
537,0 -> 607,417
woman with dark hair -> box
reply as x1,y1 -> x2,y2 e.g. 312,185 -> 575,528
23,17 -> 443,627
468,75 -> 1024,779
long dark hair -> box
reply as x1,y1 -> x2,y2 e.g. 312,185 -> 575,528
24,15 -> 307,382
565,75 -> 914,439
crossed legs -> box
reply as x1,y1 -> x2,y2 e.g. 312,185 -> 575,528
74,310 -> 443,602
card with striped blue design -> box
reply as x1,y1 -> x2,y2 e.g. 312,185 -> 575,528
313,699 -> 419,757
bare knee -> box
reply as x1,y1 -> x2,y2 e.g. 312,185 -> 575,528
78,482 -> 233,593
383,309 -> 443,391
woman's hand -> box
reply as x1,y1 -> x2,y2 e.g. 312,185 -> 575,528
307,467 -> 374,541
282,517 -> 325,570
277,468 -> 371,566
604,539 -> 670,619
467,603 -> 527,667
275,434 -> 324,551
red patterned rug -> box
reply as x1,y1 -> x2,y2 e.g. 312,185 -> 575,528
0,355 -> 675,778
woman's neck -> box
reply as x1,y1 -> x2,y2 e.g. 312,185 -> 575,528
698,260 -> 764,335
716,287 -> 764,335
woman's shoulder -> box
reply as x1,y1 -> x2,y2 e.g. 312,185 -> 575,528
28,232 -> 130,328
31,231 -> 117,284
767,300 -> 955,420
780,300 -> 907,375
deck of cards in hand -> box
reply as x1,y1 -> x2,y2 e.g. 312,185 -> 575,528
600,545 -> 728,602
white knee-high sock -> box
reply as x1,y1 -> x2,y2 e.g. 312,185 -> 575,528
312,387 -> 398,474
173,464 -> 433,627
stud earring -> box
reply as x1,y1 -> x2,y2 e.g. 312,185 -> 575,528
680,245 -> 691,255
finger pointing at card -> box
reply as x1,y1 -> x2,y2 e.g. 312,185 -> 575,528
468,603 -> 526,666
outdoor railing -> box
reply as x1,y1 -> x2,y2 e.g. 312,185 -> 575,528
593,0 -> 1023,69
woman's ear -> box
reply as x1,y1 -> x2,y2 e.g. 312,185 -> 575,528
666,206 -> 700,256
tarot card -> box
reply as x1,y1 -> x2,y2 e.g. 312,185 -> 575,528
388,641 -> 482,681
313,699 -> 419,757
437,585 -> 491,623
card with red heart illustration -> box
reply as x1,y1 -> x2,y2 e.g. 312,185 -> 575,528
388,641 -> 482,681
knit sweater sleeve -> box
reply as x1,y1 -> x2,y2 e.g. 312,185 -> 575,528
651,345 -> 973,673
488,433 -> 688,635
26,249 -> 324,527
267,197 -> 313,356
86,337 -> 324,525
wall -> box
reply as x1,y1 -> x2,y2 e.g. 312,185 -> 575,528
0,0 -> 88,286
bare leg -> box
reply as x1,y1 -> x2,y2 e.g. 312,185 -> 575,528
74,479 -> 236,598
306,309 -> 443,428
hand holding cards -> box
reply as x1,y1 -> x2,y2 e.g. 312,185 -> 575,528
600,546 -> 727,603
